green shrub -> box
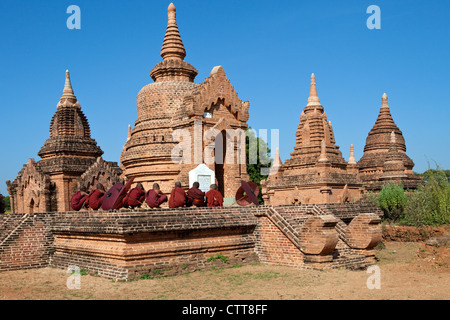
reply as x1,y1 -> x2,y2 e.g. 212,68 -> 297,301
401,168 -> 450,226
377,183 -> 407,222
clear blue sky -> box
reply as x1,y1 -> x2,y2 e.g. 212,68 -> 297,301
1,0 -> 449,196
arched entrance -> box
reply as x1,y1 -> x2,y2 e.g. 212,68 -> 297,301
29,199 -> 35,214
214,130 -> 227,196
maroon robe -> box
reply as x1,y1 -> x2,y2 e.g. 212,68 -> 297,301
71,191 -> 88,211
123,187 -> 145,208
145,189 -> 168,208
187,187 -> 205,207
87,189 -> 105,210
169,187 -> 187,208
206,189 -> 224,207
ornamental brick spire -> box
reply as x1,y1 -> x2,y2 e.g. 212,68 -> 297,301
150,3 -> 198,82
38,70 -> 103,174
359,93 -> 414,170
59,70 -> 78,107
160,3 -> 186,61
348,144 -> 357,165
307,73 -> 321,107
285,73 -> 346,169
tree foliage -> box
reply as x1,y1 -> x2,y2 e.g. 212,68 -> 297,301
402,168 -> 450,226
246,128 -> 272,204
4,196 -> 10,213
377,183 -> 408,222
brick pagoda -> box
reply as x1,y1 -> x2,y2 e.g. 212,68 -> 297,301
358,93 -> 421,191
120,3 -> 250,200
7,71 -> 121,213
261,74 -> 363,205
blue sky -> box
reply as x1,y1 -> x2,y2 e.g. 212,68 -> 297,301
0,0 -> 449,196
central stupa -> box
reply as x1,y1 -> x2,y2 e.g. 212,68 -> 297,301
120,3 -> 250,199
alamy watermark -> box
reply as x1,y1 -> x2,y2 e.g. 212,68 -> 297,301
66,265 -> 81,290
67,5 -> 81,30
367,5 -> 381,30
171,121 -> 279,175
366,265 -> 381,290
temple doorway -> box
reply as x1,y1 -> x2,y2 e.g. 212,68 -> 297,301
29,199 -> 34,213
214,130 -> 227,196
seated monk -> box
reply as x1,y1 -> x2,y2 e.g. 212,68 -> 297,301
123,183 -> 145,209
187,182 -> 205,207
168,181 -> 187,208
71,186 -> 89,211
145,183 -> 168,208
206,184 -> 223,207
87,183 -> 106,210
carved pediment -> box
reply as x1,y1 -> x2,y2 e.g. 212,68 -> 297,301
78,157 -> 123,191
183,66 -> 249,121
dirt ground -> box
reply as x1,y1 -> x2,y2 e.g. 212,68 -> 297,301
0,241 -> 448,300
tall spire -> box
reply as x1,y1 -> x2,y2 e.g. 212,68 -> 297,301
307,73 -> 321,106
318,140 -> 329,163
348,144 -> 357,165
60,70 -> 77,104
381,93 -> 389,109
160,3 -> 186,61
269,147 -> 283,175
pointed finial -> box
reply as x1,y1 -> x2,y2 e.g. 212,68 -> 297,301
307,73 -> 321,106
269,147 -> 282,175
318,140 -> 329,162
63,70 -> 73,94
160,3 -> 186,61
60,69 -> 77,104
381,93 -> 389,109
348,144 -> 357,165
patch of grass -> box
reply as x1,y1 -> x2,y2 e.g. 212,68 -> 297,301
140,273 -> 153,280
80,269 -> 89,276
207,253 -> 229,264
251,271 -> 280,280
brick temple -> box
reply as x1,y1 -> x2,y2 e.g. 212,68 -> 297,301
261,77 -> 421,205
261,74 -> 363,205
6,70 -> 122,214
120,3 -> 249,200
357,93 -> 421,191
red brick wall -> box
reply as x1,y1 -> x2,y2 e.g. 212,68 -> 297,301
254,216 -> 304,267
0,214 -> 54,271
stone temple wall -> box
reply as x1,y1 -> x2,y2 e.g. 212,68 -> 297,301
0,203 -> 382,281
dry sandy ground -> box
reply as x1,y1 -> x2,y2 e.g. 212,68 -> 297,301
0,241 -> 448,300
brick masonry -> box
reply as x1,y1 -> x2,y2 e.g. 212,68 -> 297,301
0,213 -> 54,271
0,203 -> 383,280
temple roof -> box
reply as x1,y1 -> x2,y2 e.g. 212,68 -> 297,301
358,93 -> 414,170
38,70 -> 103,173
283,74 -> 346,169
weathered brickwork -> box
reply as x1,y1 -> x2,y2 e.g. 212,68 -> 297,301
358,94 -> 421,191
0,203 -> 382,279
0,213 -> 54,271
261,74 -> 363,205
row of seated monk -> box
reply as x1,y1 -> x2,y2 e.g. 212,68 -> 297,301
70,181 -> 224,211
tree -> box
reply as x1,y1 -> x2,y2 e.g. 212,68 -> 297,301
246,128 -> 272,204
377,183 -> 407,222
4,196 -> 10,213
